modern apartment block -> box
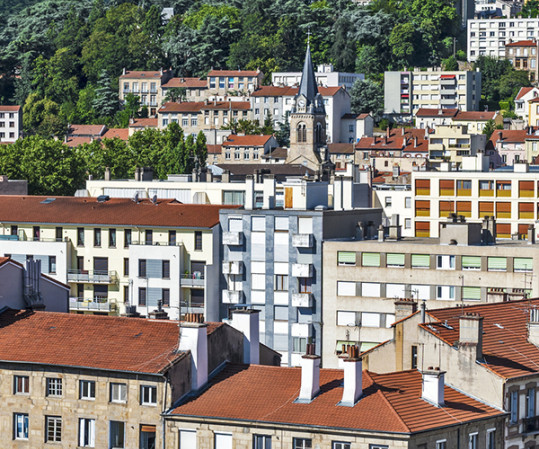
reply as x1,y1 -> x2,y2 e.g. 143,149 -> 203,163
412,160 -> 539,238
219,180 -> 382,366
468,18 -> 539,62
384,69 -> 481,122
0,105 -> 22,143
272,63 -> 364,89
323,220 -> 539,368
0,196 -> 234,320
428,124 -> 486,168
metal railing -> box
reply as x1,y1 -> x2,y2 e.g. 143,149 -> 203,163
69,297 -> 116,312
67,269 -> 118,284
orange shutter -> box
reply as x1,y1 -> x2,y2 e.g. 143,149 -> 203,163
439,201 -> 453,211
439,180 -> 455,189
456,201 -> 471,212
415,179 -> 430,188
496,223 -> 511,235
520,181 -> 534,190
415,221 -> 430,230
519,202 -> 534,212
519,224 -> 531,235
415,200 -> 430,209
496,202 -> 511,212
479,202 -> 494,213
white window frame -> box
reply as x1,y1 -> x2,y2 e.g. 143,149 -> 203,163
293,438 -> 312,449
80,380 -> 96,400
140,385 -> 157,406
46,415 -> 62,443
47,377 -> 63,397
179,429 -> 197,449
333,443 -> 351,449
14,375 -> 29,394
254,434 -> 272,449
79,418 -> 96,447
436,440 -> 447,449
110,382 -> 127,403
468,432 -> 478,449
486,428 -> 495,449
14,413 -> 28,440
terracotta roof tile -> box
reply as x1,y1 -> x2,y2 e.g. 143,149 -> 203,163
119,70 -> 167,79
0,309 -> 224,374
516,87 -> 535,101
489,129 -> 527,145
454,111 -> 496,121
206,144 -> 222,154
251,86 -> 295,97
216,164 -> 314,176
222,135 -> 272,147
0,105 -> 21,112
68,124 -> 106,136
64,136 -> 93,148
415,108 -> 458,118
207,70 -> 260,77
170,364 -> 503,432
356,128 -> 428,152
159,101 -> 251,113
130,118 -> 158,128
422,298 -> 539,379
328,143 -> 355,154
102,128 -> 129,140
0,196 -> 237,228
162,77 -> 207,89
506,40 -> 537,47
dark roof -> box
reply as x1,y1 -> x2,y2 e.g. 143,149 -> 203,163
170,364 -> 503,432
328,143 -> 355,154
216,164 -> 314,177
262,147 -> 288,159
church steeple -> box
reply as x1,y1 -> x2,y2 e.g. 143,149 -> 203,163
293,44 -> 325,115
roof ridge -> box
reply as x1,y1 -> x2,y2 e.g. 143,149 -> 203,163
366,371 -> 411,432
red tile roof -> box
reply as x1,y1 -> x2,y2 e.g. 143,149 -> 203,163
102,128 -> 129,140
506,40 -> 537,47
207,70 -> 260,77
0,309 -> 224,374
170,364 -> 503,432
454,111 -> 496,121
130,118 -> 158,128
159,101 -> 251,113
0,105 -> 21,112
415,108 -> 458,118
421,298 -> 539,379
68,124 -> 106,136
516,87 -> 535,101
251,86 -> 295,97
162,77 -> 207,89
222,134 -> 272,147
119,70 -> 167,79
206,144 -> 222,154
64,136 -> 93,148
356,128 -> 428,153
328,143 -> 355,154
489,129 -> 527,145
0,196 -> 237,228
0,257 -> 11,266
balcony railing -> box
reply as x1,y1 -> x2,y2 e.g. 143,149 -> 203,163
222,290 -> 243,304
69,297 -> 116,312
223,231 -> 244,246
180,272 -> 205,288
67,269 -> 118,284
291,293 -> 313,308
292,234 -> 313,248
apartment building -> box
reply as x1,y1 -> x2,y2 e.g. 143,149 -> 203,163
323,220 -> 539,367
468,18 -> 539,62
428,124 -> 486,168
363,298 -> 539,449
165,351 -> 504,449
506,39 -> 539,82
157,100 -> 252,137
0,105 -> 22,143
219,181 -> 382,366
0,308 -> 279,448
412,161 -> 539,238
218,134 -> 279,164
487,129 -> 527,166
119,69 -> 173,116
340,113 -> 373,143
207,69 -> 263,96
515,86 -> 539,122
384,69 -> 481,122
250,85 -> 351,143
0,196 -> 235,320
272,63 -> 364,89
161,76 -> 208,101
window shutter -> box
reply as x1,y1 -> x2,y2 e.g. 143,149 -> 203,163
411,254 -> 430,267
456,201 -> 471,211
488,257 -> 507,271
479,202 -> 494,213
514,258 -> 533,272
462,287 -> 481,300
386,253 -> 405,266
462,256 -> 481,269
416,179 -> 430,188
496,202 -> 511,212
439,179 -> 454,189
338,252 -> 356,265
361,252 -> 381,267
519,202 -> 534,212
146,259 -> 162,278
337,281 -> 356,296
439,201 -> 453,211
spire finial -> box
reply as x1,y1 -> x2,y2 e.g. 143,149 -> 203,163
307,27 -> 311,46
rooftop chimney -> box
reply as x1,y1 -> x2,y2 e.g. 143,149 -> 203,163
529,308 -> 539,347
178,317 -> 208,391
528,224 -> 536,244
339,345 -> 363,406
421,368 -> 445,406
296,344 -> 320,403
104,167 -> 111,181
420,300 -> 426,323
245,175 -> 254,210
459,313 -> 483,361
231,308 -> 260,364
394,298 -> 417,322
378,224 -> 385,242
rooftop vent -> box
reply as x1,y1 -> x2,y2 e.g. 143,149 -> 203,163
97,195 -> 110,203
40,198 -> 56,204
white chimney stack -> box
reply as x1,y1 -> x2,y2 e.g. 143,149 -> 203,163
339,345 -> 363,406
296,344 -> 320,403
231,308 -> 260,364
421,368 -> 445,406
178,320 -> 208,391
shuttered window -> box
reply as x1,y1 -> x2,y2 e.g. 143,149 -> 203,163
415,179 -> 430,195
488,257 -> 507,271
146,259 -> 162,278
411,254 -> 430,268
519,224 -> 532,238
439,201 -> 453,211
462,287 -> 481,300
386,253 -> 405,267
479,202 -> 494,214
362,252 -> 380,267
415,222 -> 430,237
496,223 -> 511,239
361,283 -> 381,297
415,200 -> 430,217
456,201 -> 472,216
338,252 -> 356,266
519,202 -> 534,219
337,281 -> 356,296
514,258 -> 533,272
519,180 -> 534,197
496,202 -> 511,218
462,256 -> 481,270
439,179 -> 454,196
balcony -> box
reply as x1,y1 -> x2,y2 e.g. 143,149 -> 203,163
440,78 -> 456,85
180,272 -> 205,288
440,98 -> 457,106
150,88 -> 158,94
523,416 -> 539,433
292,234 -> 313,248
222,290 -> 243,304
292,263 -> 313,277
223,231 -> 244,246
291,293 -> 313,308
67,269 -> 118,284
222,261 -> 243,275
440,88 -> 456,96
69,297 -> 116,312
291,323 -> 312,338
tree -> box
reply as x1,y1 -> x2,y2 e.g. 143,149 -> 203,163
79,137 -> 133,180
23,93 -> 66,137
274,112 -> 290,147
482,119 -> 497,140
114,93 -> 140,128
350,79 -> 384,122
92,70 -> 118,118
163,87 -> 187,103
441,55 -> 459,71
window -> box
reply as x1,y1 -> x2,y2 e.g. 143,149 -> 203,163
139,288 -> 147,306
80,380 -> 96,400
139,259 -> 147,278
33,225 -> 40,241
215,432 -> 232,449
275,274 -> 288,291
411,254 -> 430,268
487,429 -> 495,449
162,260 -> 170,279
333,443 -> 351,449
49,256 -> 56,274
120,230 -> 130,249
145,230 -> 153,245
141,385 -> 157,405
123,258 -> 129,276
46,416 -> 62,442
14,375 -> 29,394
436,441 -> 447,449
462,256 -> 481,270
195,231 -> 202,250
437,286 -> 455,300
386,253 -> 405,268
385,197 -> 392,207
299,278 -> 312,293
10,225 -> 17,236
168,230 -> 176,246
526,387 -> 535,418
47,378 -> 62,397
411,345 -> 418,369
94,228 -> 101,247
110,421 -> 125,448
488,257 -> 507,271
293,438 -> 312,449
110,383 -> 127,403
162,289 -> 170,307
405,197 -> 411,208
109,229 -> 116,247
293,337 -> 307,353
79,418 -> 95,447
362,252 -> 381,267
338,251 -> 356,266
14,413 -> 28,439
436,255 -> 455,270
179,429 -> 197,448
405,218 -> 411,229
468,433 -> 478,449
337,281 -> 356,296
55,227 -> 63,241
254,435 -> 272,449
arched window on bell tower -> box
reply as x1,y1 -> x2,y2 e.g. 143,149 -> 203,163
315,122 -> 323,144
297,123 -> 307,143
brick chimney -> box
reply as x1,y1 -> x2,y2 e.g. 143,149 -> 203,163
459,313 -> 483,361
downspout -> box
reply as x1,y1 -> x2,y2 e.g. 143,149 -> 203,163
162,373 -> 170,449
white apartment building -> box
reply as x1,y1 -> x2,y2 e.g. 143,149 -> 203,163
0,105 -> 22,143
384,69 -> 481,122
468,17 -> 539,62
272,64 -> 364,89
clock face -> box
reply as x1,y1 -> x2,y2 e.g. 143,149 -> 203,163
298,99 -> 306,108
